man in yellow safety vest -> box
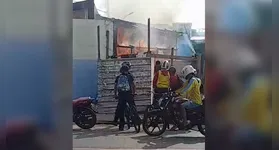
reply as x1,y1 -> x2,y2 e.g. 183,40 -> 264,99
152,60 -> 170,98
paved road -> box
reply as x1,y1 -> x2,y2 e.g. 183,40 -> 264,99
73,124 -> 205,150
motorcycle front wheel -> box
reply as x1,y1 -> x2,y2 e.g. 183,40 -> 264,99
74,107 -> 97,129
142,113 -> 167,136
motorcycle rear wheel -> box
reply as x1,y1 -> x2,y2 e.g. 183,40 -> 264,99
75,107 -> 97,129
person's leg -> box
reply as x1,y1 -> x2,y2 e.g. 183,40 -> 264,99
153,88 -> 160,101
182,101 -> 199,110
180,101 -> 200,127
118,95 -> 126,131
112,101 -> 120,125
153,88 -> 168,105
129,94 -> 136,107
179,101 -> 189,129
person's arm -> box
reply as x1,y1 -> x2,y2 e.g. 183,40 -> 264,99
153,72 -> 159,88
180,78 -> 195,97
131,82 -> 136,94
177,75 -> 184,88
129,75 -> 136,94
114,76 -> 119,98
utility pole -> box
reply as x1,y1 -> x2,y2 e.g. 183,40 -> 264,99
97,26 -> 100,60
147,18 -> 151,54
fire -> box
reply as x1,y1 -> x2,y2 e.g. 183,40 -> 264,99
117,27 -> 148,56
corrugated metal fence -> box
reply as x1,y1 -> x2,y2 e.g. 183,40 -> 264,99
97,57 -> 152,114
97,55 -> 201,117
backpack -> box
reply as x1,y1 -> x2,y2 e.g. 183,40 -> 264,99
117,74 -> 131,92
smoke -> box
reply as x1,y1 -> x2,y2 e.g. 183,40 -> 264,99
73,0 -> 205,28
102,0 -> 179,25
95,0 -> 204,28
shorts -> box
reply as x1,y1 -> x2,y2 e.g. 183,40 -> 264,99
182,101 -> 200,109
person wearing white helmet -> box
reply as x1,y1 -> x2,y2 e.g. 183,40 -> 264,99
152,60 -> 171,98
175,65 -> 203,129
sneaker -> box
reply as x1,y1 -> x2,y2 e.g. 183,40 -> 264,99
178,120 -> 191,130
119,126 -> 124,131
170,125 -> 178,131
112,121 -> 118,126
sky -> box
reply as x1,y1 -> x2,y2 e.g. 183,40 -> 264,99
73,0 -> 205,29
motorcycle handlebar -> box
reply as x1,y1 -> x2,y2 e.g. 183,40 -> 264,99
153,91 -> 179,96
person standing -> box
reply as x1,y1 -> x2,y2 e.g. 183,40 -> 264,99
114,65 -> 136,131
113,62 -> 135,126
152,60 -> 170,96
154,60 -> 161,74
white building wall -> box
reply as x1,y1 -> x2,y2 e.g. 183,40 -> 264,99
73,19 -> 114,60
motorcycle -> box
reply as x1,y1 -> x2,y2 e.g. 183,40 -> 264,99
73,97 -> 99,129
1,122 -> 45,150
142,92 -> 205,136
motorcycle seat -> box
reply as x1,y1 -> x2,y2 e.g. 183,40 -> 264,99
72,97 -> 90,105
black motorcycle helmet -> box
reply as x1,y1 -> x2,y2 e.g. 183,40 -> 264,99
121,61 -> 131,70
120,65 -> 129,74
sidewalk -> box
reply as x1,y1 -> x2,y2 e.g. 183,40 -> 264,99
73,124 -> 205,149
73,148 -> 204,150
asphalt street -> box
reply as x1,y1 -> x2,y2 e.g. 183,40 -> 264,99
73,124 -> 205,150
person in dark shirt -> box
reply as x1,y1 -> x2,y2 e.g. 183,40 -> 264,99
113,65 -> 136,131
113,62 -> 135,126
122,61 -> 135,78
154,60 -> 161,74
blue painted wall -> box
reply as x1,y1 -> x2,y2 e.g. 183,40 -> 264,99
72,19 -> 113,100
0,41 -> 55,130
73,59 -> 98,99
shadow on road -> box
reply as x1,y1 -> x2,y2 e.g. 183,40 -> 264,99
131,133 -> 205,149
73,125 -> 139,139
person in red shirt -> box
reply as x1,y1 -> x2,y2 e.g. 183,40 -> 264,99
169,66 -> 183,91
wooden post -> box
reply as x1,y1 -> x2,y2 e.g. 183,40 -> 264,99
147,18 -> 151,54
170,47 -> 174,66
97,26 -> 100,60
106,30 -> 109,59
130,45 -> 133,55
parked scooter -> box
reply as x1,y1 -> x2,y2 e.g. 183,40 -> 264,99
73,97 -> 99,129
1,122 -> 45,150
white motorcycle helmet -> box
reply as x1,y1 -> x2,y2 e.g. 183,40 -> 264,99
181,65 -> 196,78
161,60 -> 170,70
